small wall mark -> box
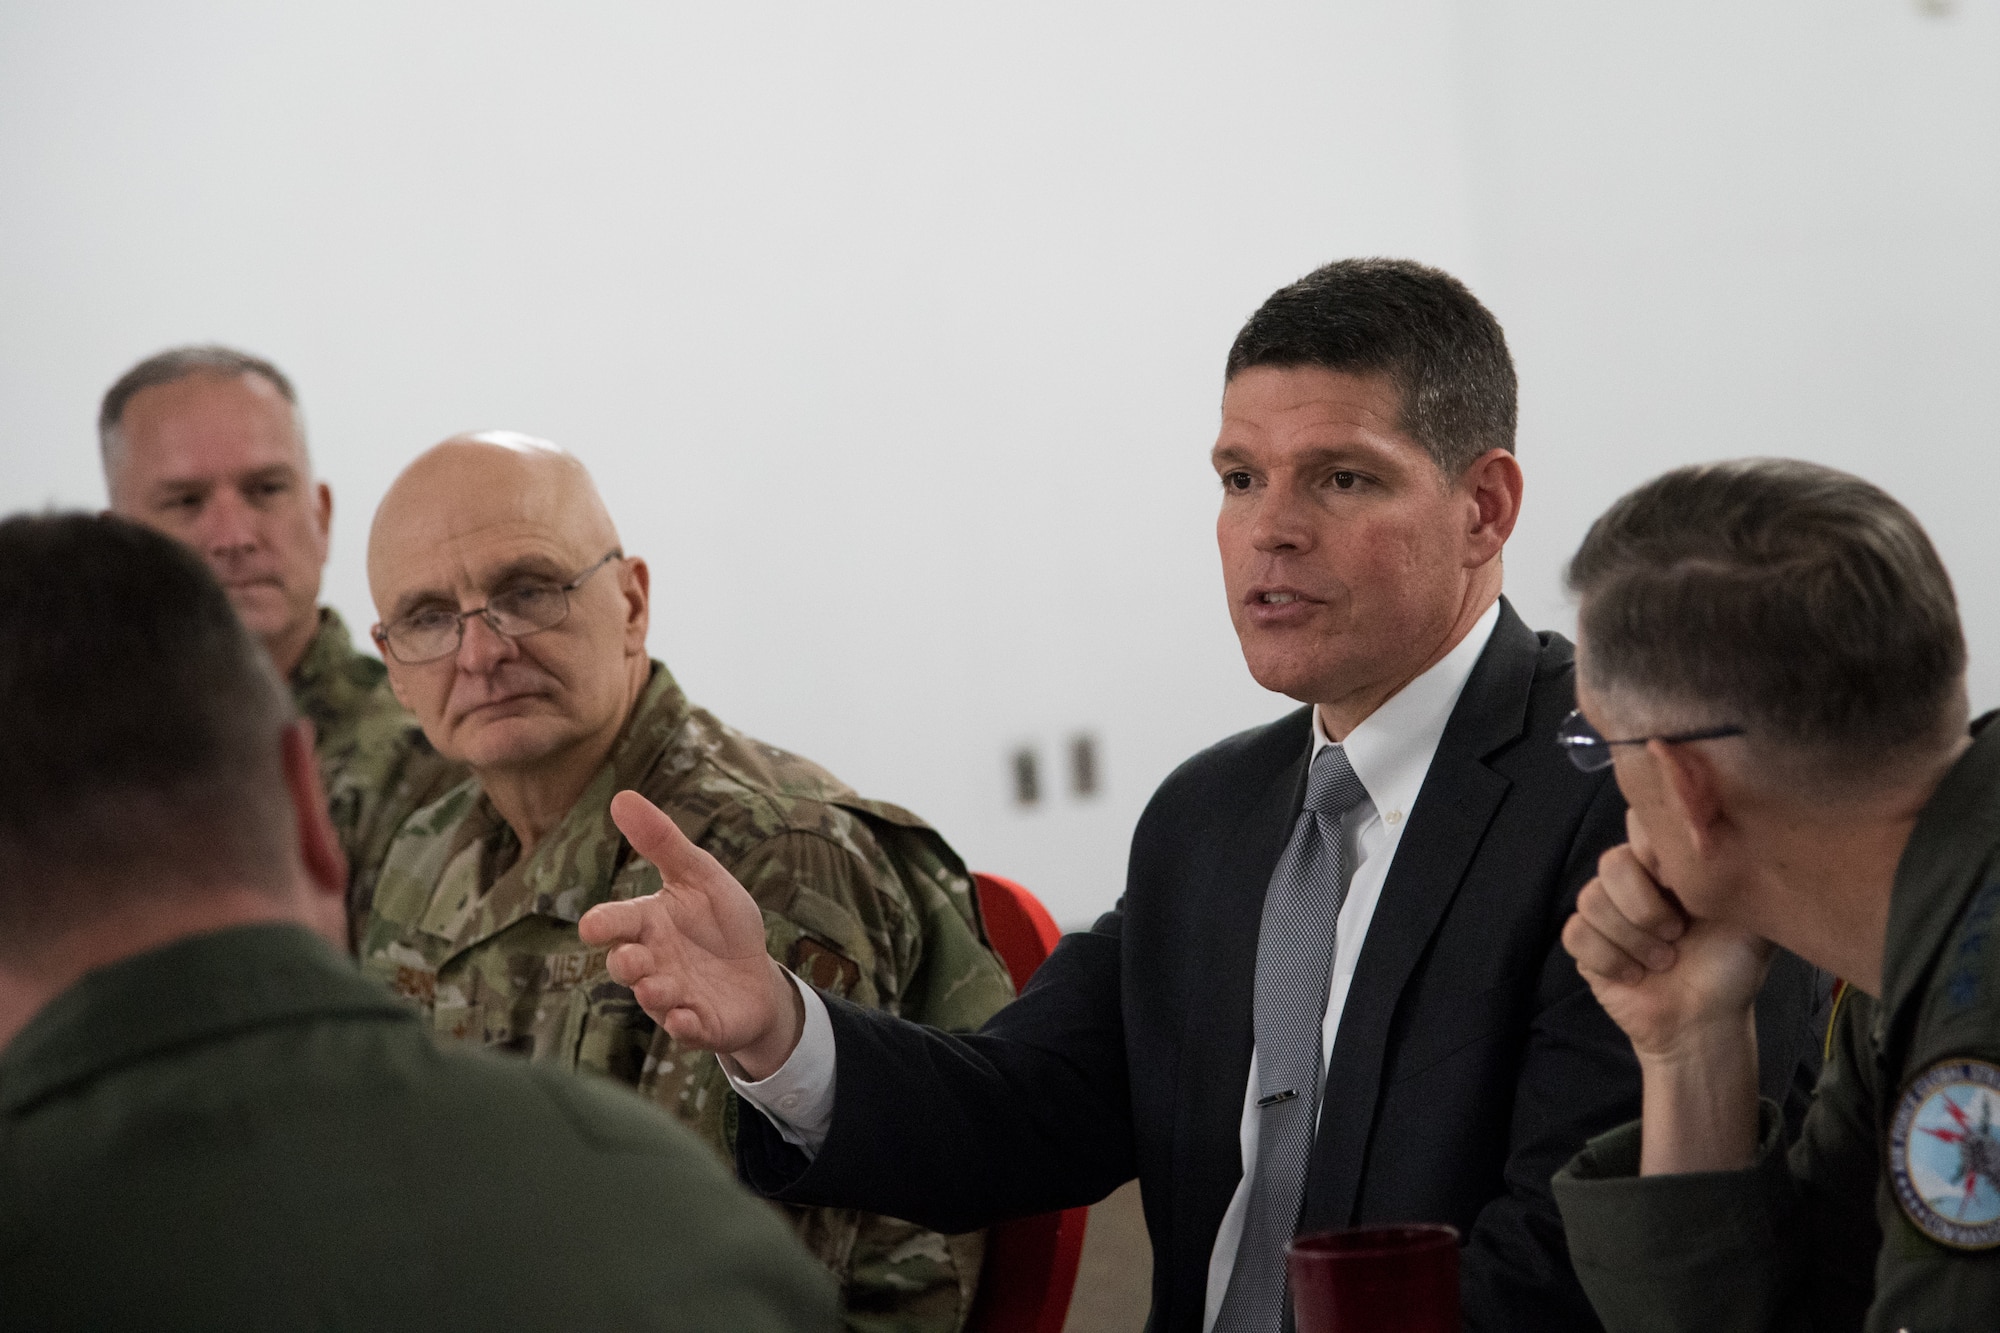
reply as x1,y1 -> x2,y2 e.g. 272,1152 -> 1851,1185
1011,747 -> 1041,807
1070,733 -> 1100,798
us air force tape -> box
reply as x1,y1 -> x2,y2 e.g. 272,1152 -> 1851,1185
1889,1058 -> 2000,1249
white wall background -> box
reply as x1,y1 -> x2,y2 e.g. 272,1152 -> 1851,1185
3,1 -> 1994,926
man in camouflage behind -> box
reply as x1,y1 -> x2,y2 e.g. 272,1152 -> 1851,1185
99,347 -> 464,936
357,432 -> 1015,1333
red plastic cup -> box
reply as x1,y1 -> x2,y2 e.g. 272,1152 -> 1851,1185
1286,1224 -> 1460,1333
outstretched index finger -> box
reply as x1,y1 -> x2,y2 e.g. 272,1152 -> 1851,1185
577,791 -> 698,948
609,789 -> 703,876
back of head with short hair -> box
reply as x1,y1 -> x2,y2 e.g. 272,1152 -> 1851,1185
0,513 -> 298,959
1225,257 -> 1517,477
1567,459 -> 1967,787
97,344 -> 302,479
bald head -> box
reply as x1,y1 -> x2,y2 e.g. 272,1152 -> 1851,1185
367,432 -> 650,792
369,432 -> 620,593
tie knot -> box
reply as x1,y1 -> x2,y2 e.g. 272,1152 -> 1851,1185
1303,743 -> 1367,816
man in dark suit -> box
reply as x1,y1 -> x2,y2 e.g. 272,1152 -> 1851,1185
579,258 -> 1825,1331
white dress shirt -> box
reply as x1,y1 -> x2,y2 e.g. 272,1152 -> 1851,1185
1197,600 -> 1497,1329
731,602 -> 1503,1332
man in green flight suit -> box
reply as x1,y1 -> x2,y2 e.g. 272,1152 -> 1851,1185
99,345 -> 463,933
357,431 -> 1017,1333
1545,459 -> 2000,1331
0,511 -> 837,1333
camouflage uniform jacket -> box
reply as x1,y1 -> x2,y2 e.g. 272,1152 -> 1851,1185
359,662 -> 1016,1333
290,607 -> 465,936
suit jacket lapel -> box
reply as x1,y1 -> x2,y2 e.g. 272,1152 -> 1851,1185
1299,599 -> 1541,1231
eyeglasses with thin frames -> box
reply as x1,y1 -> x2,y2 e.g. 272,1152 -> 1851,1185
1555,708 -> 1746,773
372,549 -> 624,665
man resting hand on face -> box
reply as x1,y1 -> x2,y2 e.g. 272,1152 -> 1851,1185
1552,460 -> 2000,1333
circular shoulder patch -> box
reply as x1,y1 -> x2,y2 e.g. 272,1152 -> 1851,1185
1889,1058 -> 2000,1249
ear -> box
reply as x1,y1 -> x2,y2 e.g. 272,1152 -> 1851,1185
1458,448 -> 1523,567
1647,736 -> 1730,862
280,718 -> 352,950
314,481 -> 333,544
619,556 -> 651,656
371,626 -> 413,710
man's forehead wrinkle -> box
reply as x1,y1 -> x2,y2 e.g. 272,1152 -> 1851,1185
1213,425 -> 1405,464
1266,399 -> 1399,433
1221,401 -> 1400,439
378,526 -> 581,620
121,373 -> 310,465
121,435 -> 307,493
1225,366 -> 1404,422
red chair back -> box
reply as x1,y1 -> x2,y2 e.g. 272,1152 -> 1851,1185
976,871 -> 1064,995
966,873 -> 1091,1333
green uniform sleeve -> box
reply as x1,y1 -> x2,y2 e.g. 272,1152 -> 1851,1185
1553,1102 -> 1803,1333
1552,994 -> 1886,1333
847,814 -> 1015,1033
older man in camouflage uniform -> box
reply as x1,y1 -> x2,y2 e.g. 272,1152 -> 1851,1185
358,432 -> 1015,1333
100,346 -> 462,931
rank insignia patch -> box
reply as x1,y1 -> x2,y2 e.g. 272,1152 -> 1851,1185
1890,1058 -> 2000,1249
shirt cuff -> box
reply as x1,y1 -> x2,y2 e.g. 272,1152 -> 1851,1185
725,971 -> 837,1156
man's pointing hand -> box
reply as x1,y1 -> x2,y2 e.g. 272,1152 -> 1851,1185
579,790 -> 806,1079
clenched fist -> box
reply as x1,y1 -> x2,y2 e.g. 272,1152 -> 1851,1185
1561,812 -> 1771,1175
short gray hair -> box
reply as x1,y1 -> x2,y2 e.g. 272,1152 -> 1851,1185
1568,459 -> 1966,778
98,344 -> 304,481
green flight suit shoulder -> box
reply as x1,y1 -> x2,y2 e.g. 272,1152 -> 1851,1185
289,607 -> 466,932
357,663 -> 1014,1333
1868,886 -> 2000,1325
0,923 -> 837,1333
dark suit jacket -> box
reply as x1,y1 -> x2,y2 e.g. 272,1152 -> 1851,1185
740,601 -> 1825,1332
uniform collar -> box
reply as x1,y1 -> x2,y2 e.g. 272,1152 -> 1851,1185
604,661 -> 695,795
0,923 -> 410,1117
289,606 -> 356,694
1311,599 -> 1502,823
426,662 -> 693,948
287,606 -> 385,740
1881,720 -> 2000,1026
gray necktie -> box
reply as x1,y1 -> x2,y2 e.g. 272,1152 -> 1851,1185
1213,743 -> 1369,1333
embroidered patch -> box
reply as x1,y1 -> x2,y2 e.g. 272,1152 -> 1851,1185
1944,881 -> 2000,1013
538,948 -> 608,991
789,937 -> 862,997
390,965 -> 437,1009
1889,1058 -> 2000,1249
